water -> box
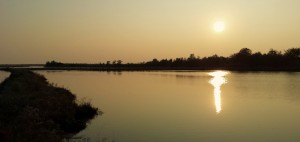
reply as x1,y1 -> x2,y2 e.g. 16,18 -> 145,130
38,70 -> 300,142
0,71 -> 10,83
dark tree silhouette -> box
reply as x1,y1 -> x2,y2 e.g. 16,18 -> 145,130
285,48 -> 300,58
45,47 -> 300,71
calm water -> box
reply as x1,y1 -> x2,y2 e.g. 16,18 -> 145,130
37,71 -> 300,142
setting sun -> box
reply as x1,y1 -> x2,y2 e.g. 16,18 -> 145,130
213,21 -> 225,33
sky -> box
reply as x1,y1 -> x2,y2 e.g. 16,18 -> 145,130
1,0 -> 300,64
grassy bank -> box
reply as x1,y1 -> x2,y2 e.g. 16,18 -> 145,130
0,69 -> 100,142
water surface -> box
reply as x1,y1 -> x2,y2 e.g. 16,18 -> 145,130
38,71 -> 300,142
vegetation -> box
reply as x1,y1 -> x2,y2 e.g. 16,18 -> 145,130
0,69 -> 100,142
45,48 -> 300,71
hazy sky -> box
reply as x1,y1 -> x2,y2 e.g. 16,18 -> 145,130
1,0 -> 300,64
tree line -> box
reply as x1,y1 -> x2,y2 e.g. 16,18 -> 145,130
45,48 -> 300,71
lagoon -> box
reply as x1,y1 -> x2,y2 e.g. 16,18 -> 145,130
36,71 -> 300,142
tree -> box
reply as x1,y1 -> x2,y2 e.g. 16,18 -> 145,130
117,60 -> 122,65
188,54 -> 196,60
230,48 -> 253,67
284,48 -> 300,58
267,49 -> 281,56
238,48 -> 252,56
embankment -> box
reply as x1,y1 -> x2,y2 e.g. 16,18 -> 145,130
0,69 -> 100,142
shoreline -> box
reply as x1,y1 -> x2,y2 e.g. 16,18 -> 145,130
1,67 -> 300,72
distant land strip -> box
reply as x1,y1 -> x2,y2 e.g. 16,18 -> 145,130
0,64 -> 44,68
1,48 -> 300,71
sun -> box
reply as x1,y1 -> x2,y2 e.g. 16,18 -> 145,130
213,21 -> 225,33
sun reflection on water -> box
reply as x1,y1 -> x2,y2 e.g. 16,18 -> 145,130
208,71 -> 228,114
